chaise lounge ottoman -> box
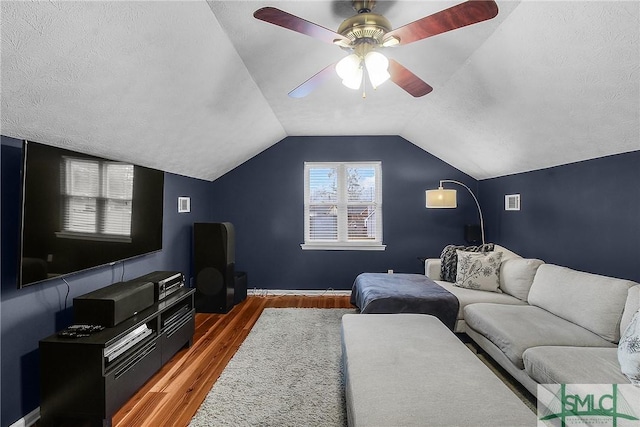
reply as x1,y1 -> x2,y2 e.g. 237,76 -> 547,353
341,313 -> 535,427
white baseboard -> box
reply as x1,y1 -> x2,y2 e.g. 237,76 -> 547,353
247,289 -> 351,296
10,407 -> 39,427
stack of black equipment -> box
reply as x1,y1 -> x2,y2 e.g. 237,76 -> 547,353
73,271 -> 185,327
40,273 -> 195,427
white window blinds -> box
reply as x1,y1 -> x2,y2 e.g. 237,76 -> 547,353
60,157 -> 134,240
303,162 -> 384,251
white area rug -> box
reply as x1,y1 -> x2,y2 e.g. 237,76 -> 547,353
189,308 -> 354,427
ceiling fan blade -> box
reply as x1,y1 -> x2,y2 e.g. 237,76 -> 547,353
289,63 -> 337,98
388,60 -> 433,97
254,7 -> 350,46
386,0 -> 498,46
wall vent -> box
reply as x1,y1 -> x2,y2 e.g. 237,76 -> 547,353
178,197 -> 191,213
505,194 -> 521,211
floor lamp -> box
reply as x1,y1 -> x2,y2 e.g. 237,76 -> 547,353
425,180 -> 485,245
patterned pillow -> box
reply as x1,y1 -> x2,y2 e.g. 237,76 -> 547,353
440,243 -> 495,283
618,309 -> 640,385
455,250 -> 503,293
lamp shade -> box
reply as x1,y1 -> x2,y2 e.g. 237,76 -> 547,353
336,54 -> 363,90
364,51 -> 390,88
425,187 -> 457,208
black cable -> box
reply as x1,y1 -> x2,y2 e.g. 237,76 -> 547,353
62,278 -> 71,310
121,260 -> 125,282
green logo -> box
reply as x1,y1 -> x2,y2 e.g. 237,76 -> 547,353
538,384 -> 639,427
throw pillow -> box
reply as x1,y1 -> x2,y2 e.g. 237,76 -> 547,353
455,250 -> 503,292
440,243 -> 495,283
499,258 -> 545,301
618,309 -> 640,385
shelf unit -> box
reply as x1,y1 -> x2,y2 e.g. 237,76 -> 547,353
39,288 -> 195,427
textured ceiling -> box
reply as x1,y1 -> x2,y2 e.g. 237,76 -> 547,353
1,1 -> 639,181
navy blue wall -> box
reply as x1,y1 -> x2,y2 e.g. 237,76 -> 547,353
0,135 -> 212,427
479,151 -> 640,282
209,135 -> 478,290
6,129 -> 635,425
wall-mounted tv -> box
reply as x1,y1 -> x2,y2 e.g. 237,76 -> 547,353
18,140 -> 164,288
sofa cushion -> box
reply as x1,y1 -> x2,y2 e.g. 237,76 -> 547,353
455,250 -> 503,292
436,281 -> 526,320
425,258 -> 442,280
493,244 -> 522,262
618,309 -> 640,385
523,347 -> 630,384
621,285 -> 640,336
499,258 -> 544,301
464,303 -> 615,369
528,264 -> 636,343
440,243 -> 494,283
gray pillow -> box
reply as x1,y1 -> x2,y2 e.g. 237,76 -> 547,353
440,243 -> 495,283
499,258 -> 545,301
618,309 -> 640,385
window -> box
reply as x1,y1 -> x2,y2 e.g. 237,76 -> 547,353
302,162 -> 384,250
58,156 -> 134,242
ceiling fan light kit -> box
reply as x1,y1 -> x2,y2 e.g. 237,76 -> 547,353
254,0 -> 499,98
336,46 -> 391,92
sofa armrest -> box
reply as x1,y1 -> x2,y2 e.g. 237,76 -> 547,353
425,259 -> 442,280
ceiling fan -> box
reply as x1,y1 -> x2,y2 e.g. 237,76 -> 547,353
254,0 -> 498,98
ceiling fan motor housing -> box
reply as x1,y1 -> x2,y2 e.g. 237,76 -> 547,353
338,13 -> 392,46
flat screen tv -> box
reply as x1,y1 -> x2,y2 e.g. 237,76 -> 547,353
18,140 -> 164,288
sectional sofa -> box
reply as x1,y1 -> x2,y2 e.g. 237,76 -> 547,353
342,245 -> 639,426
424,245 -> 640,395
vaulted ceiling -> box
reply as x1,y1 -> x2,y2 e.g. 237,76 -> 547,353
2,1 -> 638,181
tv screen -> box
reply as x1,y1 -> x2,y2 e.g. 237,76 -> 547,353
18,141 -> 164,288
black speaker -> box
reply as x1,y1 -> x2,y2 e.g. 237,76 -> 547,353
464,224 -> 482,244
73,280 -> 155,327
193,222 -> 235,313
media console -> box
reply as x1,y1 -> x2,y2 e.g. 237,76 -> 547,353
39,287 -> 195,427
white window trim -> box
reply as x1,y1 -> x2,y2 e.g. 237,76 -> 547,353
301,161 -> 385,251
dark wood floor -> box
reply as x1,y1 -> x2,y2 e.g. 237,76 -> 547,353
112,295 -> 353,427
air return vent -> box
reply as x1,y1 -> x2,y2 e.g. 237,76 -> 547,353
178,197 -> 191,213
505,194 -> 521,211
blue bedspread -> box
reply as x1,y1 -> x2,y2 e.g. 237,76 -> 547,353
350,273 -> 459,330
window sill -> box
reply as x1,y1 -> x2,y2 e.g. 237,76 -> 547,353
300,243 -> 386,251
